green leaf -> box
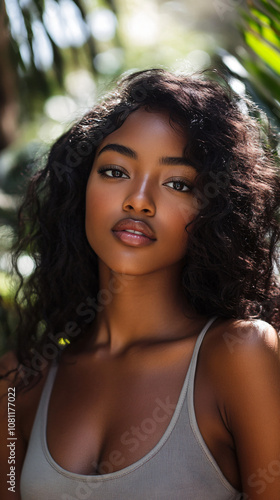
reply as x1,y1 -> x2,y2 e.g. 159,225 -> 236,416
256,0 -> 280,18
244,30 -> 280,74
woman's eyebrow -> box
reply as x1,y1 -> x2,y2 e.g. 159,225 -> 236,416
97,143 -> 137,159
159,157 -> 191,166
97,143 -> 193,168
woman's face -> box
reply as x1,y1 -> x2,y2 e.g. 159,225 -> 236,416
85,108 -> 198,276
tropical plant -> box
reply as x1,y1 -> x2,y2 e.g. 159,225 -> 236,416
0,0 -> 119,151
219,0 -> 280,127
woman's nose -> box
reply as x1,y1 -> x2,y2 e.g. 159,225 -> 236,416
122,177 -> 156,216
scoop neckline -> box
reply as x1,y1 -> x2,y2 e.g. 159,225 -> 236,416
41,316 -> 217,482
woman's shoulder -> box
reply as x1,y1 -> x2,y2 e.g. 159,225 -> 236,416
202,318 -> 280,401
198,318 -> 279,396
0,349 -> 50,390
0,350 -> 51,440
0,350 -> 20,395
206,317 -> 278,360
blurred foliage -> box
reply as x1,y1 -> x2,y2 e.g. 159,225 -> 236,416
0,0 -> 118,130
0,0 -> 279,354
212,1 -> 280,130
238,0 -> 280,124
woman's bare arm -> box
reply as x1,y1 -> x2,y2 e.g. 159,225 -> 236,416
210,320 -> 280,499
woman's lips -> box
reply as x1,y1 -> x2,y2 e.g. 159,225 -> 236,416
111,218 -> 156,247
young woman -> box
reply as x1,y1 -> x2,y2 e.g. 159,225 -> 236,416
1,69 -> 280,499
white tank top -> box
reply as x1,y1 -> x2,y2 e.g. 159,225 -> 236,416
20,316 -> 242,499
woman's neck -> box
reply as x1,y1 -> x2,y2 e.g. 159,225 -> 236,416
88,261 -> 201,355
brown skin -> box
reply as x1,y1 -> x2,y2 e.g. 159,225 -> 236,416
1,109 -> 280,499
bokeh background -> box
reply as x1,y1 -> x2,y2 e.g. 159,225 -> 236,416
0,0 -> 280,354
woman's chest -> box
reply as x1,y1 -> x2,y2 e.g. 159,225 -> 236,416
46,347 -> 192,475
19,338 -> 240,489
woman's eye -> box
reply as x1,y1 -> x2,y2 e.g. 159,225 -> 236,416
97,167 -> 129,179
164,180 -> 191,192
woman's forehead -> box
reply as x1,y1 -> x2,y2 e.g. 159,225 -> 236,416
96,108 -> 187,155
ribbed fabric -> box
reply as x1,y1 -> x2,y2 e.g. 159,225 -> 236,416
20,317 -> 242,499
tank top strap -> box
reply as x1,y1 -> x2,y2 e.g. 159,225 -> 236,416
186,315 -> 230,482
37,362 -> 59,420
187,315 -> 217,380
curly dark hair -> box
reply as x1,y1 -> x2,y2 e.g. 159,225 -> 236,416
8,69 -> 280,383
